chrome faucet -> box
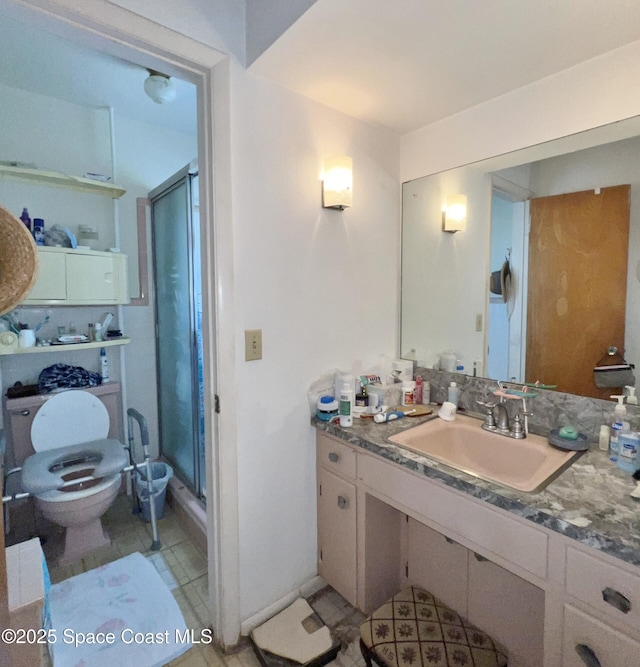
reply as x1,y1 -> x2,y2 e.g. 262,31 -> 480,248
477,400 -> 529,439
493,403 -> 509,431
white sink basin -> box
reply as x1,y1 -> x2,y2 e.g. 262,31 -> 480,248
388,414 -> 582,492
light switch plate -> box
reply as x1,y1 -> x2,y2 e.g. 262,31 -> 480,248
245,329 -> 262,361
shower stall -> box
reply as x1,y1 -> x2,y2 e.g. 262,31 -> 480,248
149,163 -> 205,499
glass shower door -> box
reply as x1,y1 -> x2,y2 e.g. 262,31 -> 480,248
150,166 -> 204,497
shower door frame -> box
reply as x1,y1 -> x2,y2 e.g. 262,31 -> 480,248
150,165 -> 205,500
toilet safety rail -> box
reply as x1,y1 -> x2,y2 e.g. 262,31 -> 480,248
1,407 -> 162,553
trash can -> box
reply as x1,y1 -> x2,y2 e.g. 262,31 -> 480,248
135,462 -> 173,522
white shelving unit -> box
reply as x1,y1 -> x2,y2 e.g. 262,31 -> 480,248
0,164 -> 126,199
0,337 -> 130,356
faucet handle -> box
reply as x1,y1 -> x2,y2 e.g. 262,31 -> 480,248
477,400 -> 497,428
512,411 -> 533,438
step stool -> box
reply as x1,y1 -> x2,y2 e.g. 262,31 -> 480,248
360,586 -> 508,667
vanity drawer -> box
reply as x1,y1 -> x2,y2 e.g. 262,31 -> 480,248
317,433 -> 356,479
566,546 -> 640,627
358,453 -> 548,579
562,604 -> 640,667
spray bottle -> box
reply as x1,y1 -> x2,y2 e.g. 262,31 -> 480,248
100,347 -> 110,382
610,395 -> 629,461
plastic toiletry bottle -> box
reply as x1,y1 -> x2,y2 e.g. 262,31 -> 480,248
415,376 -> 423,404
100,347 -> 110,382
448,381 -> 459,407
19,207 -> 31,231
355,381 -> 369,407
339,382 -> 354,427
422,381 -> 431,405
32,218 -> 45,245
609,395 -> 629,462
401,380 -> 416,406
598,425 -> 611,451
626,386 -> 638,406
94,322 -> 103,342
617,431 -> 640,473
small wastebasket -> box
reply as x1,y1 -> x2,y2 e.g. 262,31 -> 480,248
135,462 -> 173,522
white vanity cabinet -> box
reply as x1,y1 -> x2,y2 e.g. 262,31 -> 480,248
315,429 -> 640,667
24,247 -> 129,305
316,433 -> 357,606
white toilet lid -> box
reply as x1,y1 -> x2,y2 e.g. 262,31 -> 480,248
31,390 -> 110,452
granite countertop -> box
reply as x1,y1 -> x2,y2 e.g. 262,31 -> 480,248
313,412 -> 640,569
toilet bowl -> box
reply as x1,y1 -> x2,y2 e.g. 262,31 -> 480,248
16,389 -> 128,564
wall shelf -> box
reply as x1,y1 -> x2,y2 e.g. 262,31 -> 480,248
0,164 -> 126,199
0,337 -> 130,356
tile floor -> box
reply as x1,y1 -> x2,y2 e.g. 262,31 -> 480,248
5,493 -> 366,667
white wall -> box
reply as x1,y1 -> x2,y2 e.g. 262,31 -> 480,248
401,40 -> 640,182
228,63 -> 400,620
109,0 -> 245,64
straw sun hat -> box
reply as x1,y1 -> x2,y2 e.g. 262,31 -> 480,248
0,206 -> 39,316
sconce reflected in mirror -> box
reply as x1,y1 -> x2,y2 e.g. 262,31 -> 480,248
442,194 -> 467,232
322,156 -> 352,210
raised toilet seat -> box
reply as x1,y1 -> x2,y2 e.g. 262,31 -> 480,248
18,389 -> 128,564
21,439 -> 128,498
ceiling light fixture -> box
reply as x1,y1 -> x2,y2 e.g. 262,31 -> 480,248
144,69 -> 177,104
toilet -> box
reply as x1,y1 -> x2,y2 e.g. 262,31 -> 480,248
5,386 -> 128,564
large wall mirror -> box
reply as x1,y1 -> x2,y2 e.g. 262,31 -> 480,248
401,116 -> 640,399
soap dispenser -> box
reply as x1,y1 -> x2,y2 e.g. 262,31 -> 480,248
626,386 -> 638,406
610,395 -> 629,461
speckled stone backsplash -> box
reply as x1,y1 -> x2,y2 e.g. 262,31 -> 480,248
415,366 -> 640,446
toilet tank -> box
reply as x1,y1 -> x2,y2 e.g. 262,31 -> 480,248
3,383 -> 122,468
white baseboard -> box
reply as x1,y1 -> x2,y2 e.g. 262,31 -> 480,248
240,575 -> 327,636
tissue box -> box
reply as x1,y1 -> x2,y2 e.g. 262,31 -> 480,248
391,359 -> 414,383
368,383 -> 402,408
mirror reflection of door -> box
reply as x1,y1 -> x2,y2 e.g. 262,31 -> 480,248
487,188 -> 529,383
526,185 -> 630,398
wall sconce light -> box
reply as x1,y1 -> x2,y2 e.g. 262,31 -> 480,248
144,69 -> 177,104
322,156 -> 352,210
442,194 -> 467,233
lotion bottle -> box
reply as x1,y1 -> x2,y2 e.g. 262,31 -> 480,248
339,382 -> 354,427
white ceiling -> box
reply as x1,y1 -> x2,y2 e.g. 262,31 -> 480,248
4,1 -> 640,140
0,12 -> 198,136
251,0 -> 640,134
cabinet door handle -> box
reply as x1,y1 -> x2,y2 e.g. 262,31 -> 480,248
337,495 -> 348,509
602,587 -> 631,614
328,452 -> 339,463
21,409 -> 30,416
575,644 -> 601,667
